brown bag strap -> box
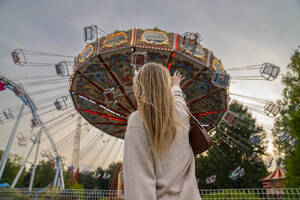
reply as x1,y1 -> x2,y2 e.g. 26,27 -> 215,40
186,107 -> 212,147
187,109 -> 209,134
177,90 -> 212,147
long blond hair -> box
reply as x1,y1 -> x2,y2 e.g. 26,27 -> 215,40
133,63 -> 179,157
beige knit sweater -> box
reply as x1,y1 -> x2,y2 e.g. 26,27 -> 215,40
123,85 -> 201,200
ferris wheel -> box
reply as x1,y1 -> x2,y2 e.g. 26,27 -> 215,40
0,25 -> 295,188
0,75 -> 64,190
0,41 -> 124,188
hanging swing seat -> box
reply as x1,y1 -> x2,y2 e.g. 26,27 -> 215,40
17,134 -> 26,147
264,155 -> 273,168
260,63 -> 280,81
221,110 -> 238,126
280,131 -> 290,142
211,72 -> 230,88
11,49 -> 27,66
92,172 -> 101,179
229,166 -> 245,181
131,52 -> 147,73
249,152 -> 259,164
83,25 -> 98,44
250,135 -> 260,145
102,172 -> 111,180
104,87 -> 116,104
264,101 -> 280,117
205,175 -> 216,184
54,96 -> 68,110
3,108 -> 14,120
55,61 -> 69,76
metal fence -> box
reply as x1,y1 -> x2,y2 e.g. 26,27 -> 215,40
0,188 -> 299,200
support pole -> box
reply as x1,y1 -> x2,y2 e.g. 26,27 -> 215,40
0,104 -> 25,180
53,166 -> 60,187
29,129 -> 42,192
58,159 -> 65,189
72,116 -> 82,183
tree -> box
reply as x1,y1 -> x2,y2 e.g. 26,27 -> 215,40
63,170 -> 75,189
272,47 -> 300,187
0,150 -> 26,187
195,101 -> 268,188
30,160 -> 56,188
105,162 -> 122,190
78,162 -> 122,189
78,170 -> 100,189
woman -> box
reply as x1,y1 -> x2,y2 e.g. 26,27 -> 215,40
123,63 -> 201,200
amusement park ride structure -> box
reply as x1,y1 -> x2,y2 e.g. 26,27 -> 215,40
0,24 -> 293,191
72,116 -> 82,183
0,75 -> 65,190
70,27 -> 231,138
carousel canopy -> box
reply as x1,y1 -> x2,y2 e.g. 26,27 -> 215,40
70,28 -> 229,139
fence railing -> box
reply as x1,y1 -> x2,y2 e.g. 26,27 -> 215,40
0,188 -> 299,200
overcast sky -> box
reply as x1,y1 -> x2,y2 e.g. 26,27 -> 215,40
0,0 -> 299,170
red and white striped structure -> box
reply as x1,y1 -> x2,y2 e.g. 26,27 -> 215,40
260,166 -> 286,196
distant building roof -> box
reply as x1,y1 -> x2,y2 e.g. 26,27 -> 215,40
260,165 -> 286,182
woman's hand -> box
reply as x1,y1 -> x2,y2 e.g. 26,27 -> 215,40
172,71 -> 185,86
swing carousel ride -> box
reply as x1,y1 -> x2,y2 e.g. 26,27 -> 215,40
0,25 -> 295,189
70,27 -> 230,137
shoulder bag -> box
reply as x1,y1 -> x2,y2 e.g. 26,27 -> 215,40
187,109 -> 212,155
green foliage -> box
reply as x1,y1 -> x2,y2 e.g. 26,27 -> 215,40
71,183 -> 85,200
78,162 -> 122,189
285,143 -> 300,187
1,149 -> 123,190
106,162 -> 122,189
0,150 -> 26,187
31,160 -> 56,188
271,46 -> 300,187
71,182 -> 84,189
63,170 -> 74,189
195,101 -> 268,188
